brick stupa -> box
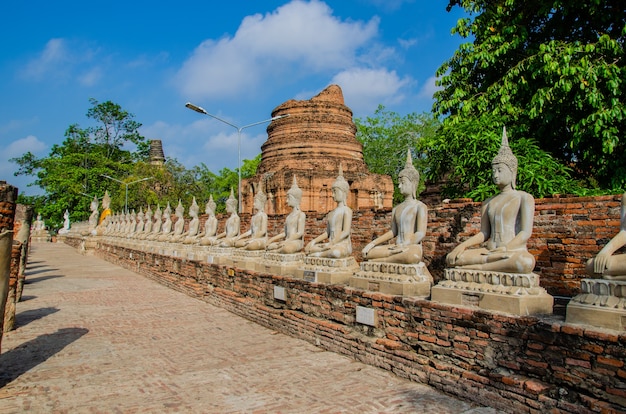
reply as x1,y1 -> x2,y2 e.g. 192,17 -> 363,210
241,85 -> 393,214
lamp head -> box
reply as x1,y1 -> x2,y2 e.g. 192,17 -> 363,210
185,102 -> 207,115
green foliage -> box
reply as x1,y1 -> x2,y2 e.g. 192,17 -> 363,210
427,115 -> 586,201
355,106 -> 440,204
11,99 -> 146,228
435,0 -> 626,191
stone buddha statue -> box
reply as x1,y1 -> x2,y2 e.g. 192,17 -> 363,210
182,198 -> 202,244
167,200 -> 186,242
98,190 -> 112,225
216,190 -> 241,247
234,184 -> 268,250
135,208 -> 146,234
267,175 -> 306,254
59,210 -> 70,234
199,196 -> 219,246
446,127 -> 536,274
305,165 -> 353,258
146,205 -> 163,240
127,210 -> 138,236
362,150 -> 427,264
139,205 -> 153,238
586,192 -> 626,279
157,203 -> 173,242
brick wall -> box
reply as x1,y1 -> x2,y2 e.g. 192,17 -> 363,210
95,242 -> 626,413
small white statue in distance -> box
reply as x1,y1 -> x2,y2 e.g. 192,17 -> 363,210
58,210 -> 71,234
182,197 -> 202,244
157,203 -> 173,241
168,200 -> 186,242
199,196 -> 219,246
446,127 -> 536,274
266,175 -> 306,254
234,184 -> 268,250
586,192 -> 626,280
305,164 -> 353,258
216,189 -> 241,247
362,150 -> 427,264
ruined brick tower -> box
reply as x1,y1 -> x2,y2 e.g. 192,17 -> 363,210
241,85 -> 393,214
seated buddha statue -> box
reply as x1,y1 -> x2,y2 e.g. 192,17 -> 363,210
362,150 -> 427,264
305,165 -> 353,259
446,127 -> 536,274
266,175 -> 306,254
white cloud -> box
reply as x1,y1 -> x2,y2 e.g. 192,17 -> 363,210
22,38 -> 70,81
20,38 -> 103,86
331,67 -> 412,116
4,135 -> 48,158
0,135 -> 48,196
78,67 -> 103,86
175,0 -> 380,100
417,75 -> 441,100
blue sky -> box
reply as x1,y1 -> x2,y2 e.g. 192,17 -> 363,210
1,0 -> 467,196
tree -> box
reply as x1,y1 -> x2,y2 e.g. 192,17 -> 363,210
11,100 -> 148,228
434,0 -> 626,192
355,105 -> 440,204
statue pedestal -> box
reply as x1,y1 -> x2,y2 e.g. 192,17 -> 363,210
230,249 -> 266,271
295,256 -> 359,285
431,268 -> 553,316
31,231 -> 51,243
349,261 -> 433,297
206,247 -> 235,266
261,252 -> 305,276
566,278 -> 626,330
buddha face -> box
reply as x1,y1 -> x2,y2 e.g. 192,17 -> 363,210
492,163 -> 513,188
254,196 -> 265,212
332,186 -> 346,203
287,193 -> 297,208
226,201 -> 237,214
398,176 -> 416,197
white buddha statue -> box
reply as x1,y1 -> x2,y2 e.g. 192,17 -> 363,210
267,175 -> 306,254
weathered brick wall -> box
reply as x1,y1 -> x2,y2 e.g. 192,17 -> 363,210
95,242 -> 626,413
0,182 -> 18,352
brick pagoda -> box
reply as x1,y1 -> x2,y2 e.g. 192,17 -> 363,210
241,85 -> 393,214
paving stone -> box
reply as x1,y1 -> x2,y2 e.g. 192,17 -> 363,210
0,243 -> 500,413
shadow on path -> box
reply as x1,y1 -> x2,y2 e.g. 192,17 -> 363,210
0,327 -> 89,387
14,307 -> 59,329
24,274 -> 63,284
24,267 -> 58,277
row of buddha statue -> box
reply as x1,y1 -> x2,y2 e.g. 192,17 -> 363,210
86,128 -> 626,325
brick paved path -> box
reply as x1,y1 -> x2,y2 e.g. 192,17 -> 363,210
0,243 -> 498,413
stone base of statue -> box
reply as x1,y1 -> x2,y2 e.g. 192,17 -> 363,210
184,245 -> 208,262
431,268 -> 553,315
230,249 -> 266,271
31,231 -> 51,243
294,256 -> 359,285
206,247 -> 235,266
261,252 -> 305,277
349,261 -> 433,297
566,278 -> 626,330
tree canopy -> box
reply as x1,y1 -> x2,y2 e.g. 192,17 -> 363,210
432,0 -> 626,196
355,106 -> 440,204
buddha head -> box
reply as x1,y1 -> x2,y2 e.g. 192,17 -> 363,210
254,183 -> 267,212
331,164 -> 350,202
287,174 -> 303,207
398,149 -> 420,198
205,195 -> 217,216
492,126 -> 518,189
189,197 -> 199,218
225,188 -> 238,214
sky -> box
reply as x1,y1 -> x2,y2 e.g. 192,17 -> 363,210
0,0 -> 468,196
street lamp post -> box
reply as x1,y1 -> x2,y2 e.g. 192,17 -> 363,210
101,175 -> 153,214
185,102 -> 289,213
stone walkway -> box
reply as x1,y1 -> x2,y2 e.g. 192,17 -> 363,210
0,243 -> 499,413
